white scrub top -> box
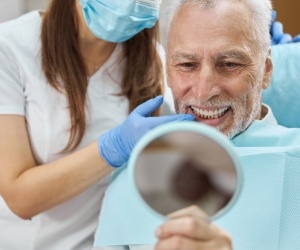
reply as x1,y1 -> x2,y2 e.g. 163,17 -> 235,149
0,11 -> 133,250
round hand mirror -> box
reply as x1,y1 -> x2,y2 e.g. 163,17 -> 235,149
128,121 -> 242,220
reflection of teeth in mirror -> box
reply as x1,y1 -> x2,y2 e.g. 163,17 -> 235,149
191,106 -> 229,119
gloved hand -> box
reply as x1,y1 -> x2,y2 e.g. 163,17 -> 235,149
271,10 -> 300,45
292,35 -> 300,43
98,95 -> 195,167
271,11 -> 292,45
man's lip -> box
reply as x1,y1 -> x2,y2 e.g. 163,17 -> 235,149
187,106 -> 231,127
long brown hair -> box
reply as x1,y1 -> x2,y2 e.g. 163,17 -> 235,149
41,0 -> 163,152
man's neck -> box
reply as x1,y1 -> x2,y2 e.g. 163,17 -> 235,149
260,105 -> 268,120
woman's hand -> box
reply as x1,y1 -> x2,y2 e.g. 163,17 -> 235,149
271,10 -> 300,45
98,96 -> 195,167
155,206 -> 232,250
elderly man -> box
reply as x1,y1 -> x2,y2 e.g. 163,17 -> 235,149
165,0 -> 273,139
93,0 -> 300,249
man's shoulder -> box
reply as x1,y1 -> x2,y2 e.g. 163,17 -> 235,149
232,120 -> 300,147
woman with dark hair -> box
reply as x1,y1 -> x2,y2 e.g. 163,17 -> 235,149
0,0 -> 194,249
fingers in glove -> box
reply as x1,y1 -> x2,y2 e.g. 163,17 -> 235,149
278,33 -> 292,44
134,96 -> 164,117
272,21 -> 284,43
292,35 -> 300,43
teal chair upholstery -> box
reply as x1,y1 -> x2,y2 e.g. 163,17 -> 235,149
263,43 -> 300,128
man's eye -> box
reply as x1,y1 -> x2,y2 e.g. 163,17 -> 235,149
178,62 -> 196,69
217,62 -> 242,72
224,62 -> 238,68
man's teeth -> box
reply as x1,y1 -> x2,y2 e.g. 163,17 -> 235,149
191,106 -> 228,119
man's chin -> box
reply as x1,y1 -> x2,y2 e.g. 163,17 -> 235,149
212,124 -> 243,140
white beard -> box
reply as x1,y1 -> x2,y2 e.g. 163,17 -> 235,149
174,84 -> 262,139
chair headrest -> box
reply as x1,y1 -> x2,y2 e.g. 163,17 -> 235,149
263,43 -> 300,128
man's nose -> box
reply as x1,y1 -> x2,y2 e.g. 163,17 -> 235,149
193,66 -> 221,101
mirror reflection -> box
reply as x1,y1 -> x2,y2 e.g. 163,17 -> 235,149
135,131 -> 238,218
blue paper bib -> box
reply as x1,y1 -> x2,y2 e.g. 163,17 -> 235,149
94,120 -> 300,249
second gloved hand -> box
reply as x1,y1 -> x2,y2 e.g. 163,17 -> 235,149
271,11 -> 292,45
98,96 -> 195,167
270,10 -> 300,45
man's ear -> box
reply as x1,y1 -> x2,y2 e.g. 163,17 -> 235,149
262,49 -> 273,89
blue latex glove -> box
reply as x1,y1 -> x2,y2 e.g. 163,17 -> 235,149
271,11 -> 292,45
98,96 -> 195,167
271,10 -> 300,45
293,35 -> 300,43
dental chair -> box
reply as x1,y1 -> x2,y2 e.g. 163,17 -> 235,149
263,43 -> 300,128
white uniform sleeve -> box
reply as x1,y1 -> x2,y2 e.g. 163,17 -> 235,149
0,40 -> 25,115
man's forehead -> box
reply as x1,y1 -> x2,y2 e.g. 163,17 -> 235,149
169,1 -> 253,38
167,1 -> 256,59
170,49 -> 252,61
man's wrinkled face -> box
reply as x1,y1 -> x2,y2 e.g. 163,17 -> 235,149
167,2 -> 272,138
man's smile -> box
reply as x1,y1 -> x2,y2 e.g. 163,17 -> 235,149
188,105 -> 231,127
190,105 -> 229,119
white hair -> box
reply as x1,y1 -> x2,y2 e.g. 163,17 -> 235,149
165,0 -> 273,55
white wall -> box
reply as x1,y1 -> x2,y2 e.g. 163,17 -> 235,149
0,0 -> 48,23
26,0 -> 49,12
0,0 -> 26,23
159,0 -> 171,47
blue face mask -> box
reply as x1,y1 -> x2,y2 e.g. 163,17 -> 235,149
79,0 -> 161,43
